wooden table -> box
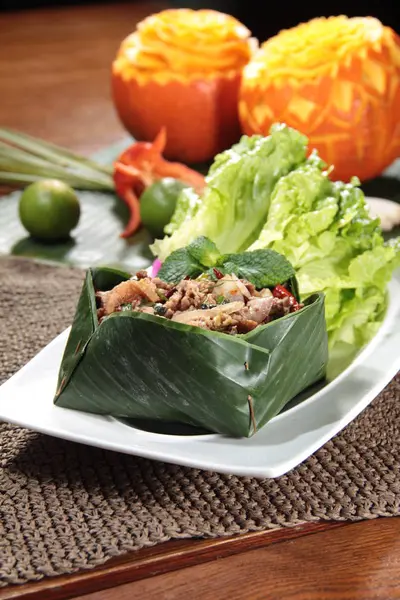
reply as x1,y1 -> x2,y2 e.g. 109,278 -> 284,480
0,3 -> 399,599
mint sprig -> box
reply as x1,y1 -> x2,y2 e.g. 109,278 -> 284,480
157,236 -> 296,289
158,237 -> 220,283
215,249 -> 295,288
157,248 -> 204,283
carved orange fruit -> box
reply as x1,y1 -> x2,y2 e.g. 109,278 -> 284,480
239,16 -> 400,181
112,9 -> 256,164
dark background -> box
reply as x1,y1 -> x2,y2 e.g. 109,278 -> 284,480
172,1 -> 400,41
0,0 -> 399,41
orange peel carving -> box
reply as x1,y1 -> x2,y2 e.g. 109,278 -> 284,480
112,9 -> 256,164
240,16 -> 400,181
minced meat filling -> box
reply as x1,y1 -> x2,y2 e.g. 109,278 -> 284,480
96,272 -> 303,334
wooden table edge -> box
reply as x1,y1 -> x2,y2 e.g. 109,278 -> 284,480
0,521 -> 347,600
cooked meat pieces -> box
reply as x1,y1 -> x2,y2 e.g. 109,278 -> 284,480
172,301 -> 260,334
98,278 -> 159,316
164,279 -> 214,314
269,296 -> 292,318
152,277 -> 173,291
244,297 -> 274,323
213,274 -> 251,302
172,301 -> 244,324
171,296 -> 289,333
135,270 -> 149,280
96,271 -> 303,333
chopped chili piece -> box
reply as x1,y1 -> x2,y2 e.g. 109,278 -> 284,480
272,284 -> 291,299
272,284 -> 301,311
213,268 -> 224,280
164,288 -> 176,299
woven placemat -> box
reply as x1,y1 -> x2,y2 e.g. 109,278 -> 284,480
0,257 -> 399,587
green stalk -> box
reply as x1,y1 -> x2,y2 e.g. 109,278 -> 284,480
0,129 -> 113,176
0,129 -> 116,191
0,142 -> 57,169
0,171 -> 113,191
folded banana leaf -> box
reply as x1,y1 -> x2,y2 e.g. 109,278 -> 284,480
54,267 -> 328,437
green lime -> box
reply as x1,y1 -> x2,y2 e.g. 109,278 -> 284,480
140,178 -> 188,238
19,179 -> 81,242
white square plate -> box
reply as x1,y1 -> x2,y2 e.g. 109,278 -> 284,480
1,270 -> 399,478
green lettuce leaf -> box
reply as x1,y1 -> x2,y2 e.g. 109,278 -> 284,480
164,187 -> 202,236
151,123 -> 308,262
250,160 -> 400,374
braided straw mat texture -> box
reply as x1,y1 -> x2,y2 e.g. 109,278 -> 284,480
0,257 -> 399,586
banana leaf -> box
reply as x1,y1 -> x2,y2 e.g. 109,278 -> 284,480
54,267 -> 328,437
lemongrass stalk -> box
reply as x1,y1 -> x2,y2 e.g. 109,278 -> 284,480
0,171 -> 114,191
0,128 -> 113,178
0,156 -> 114,189
0,142 -> 56,169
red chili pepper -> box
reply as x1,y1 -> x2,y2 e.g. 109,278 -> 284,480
272,284 -> 292,299
272,285 -> 301,311
213,268 -> 224,280
113,128 -> 206,239
164,288 -> 176,299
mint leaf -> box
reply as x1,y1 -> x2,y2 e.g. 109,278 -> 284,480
187,236 -> 221,267
217,249 -> 295,288
158,237 -> 221,283
158,239 -> 297,289
158,248 -> 204,283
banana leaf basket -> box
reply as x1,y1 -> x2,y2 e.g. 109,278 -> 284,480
54,267 -> 328,437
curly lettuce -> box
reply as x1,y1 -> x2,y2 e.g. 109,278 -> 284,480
250,163 -> 400,376
151,124 -> 308,261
